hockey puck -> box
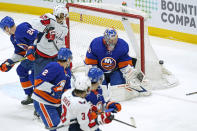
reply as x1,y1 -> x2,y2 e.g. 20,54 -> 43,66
159,60 -> 164,65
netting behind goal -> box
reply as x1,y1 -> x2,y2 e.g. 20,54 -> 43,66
65,3 -> 178,90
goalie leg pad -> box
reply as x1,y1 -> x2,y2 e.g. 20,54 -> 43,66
109,84 -> 139,102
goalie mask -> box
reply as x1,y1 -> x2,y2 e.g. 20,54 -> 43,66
103,28 -> 118,51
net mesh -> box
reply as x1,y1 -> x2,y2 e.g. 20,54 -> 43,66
67,3 -> 178,90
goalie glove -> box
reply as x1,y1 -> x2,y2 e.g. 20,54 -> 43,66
0,59 -> 14,72
120,65 -> 144,86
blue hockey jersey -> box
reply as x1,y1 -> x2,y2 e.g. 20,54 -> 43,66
85,86 -> 105,112
32,62 -> 71,106
10,34 -> 26,57
14,22 -> 38,50
85,36 -> 133,73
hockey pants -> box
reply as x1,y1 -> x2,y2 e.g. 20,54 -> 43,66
16,59 -> 34,95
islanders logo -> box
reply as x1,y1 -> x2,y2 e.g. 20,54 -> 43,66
101,57 -> 116,71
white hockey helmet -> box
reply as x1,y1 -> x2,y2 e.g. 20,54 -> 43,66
74,76 -> 91,91
53,5 -> 68,18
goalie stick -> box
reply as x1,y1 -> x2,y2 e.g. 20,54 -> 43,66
117,83 -> 149,94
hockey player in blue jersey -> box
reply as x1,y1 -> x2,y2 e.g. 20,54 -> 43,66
86,67 -> 121,130
85,28 -> 150,99
0,16 -> 34,105
32,47 -> 72,130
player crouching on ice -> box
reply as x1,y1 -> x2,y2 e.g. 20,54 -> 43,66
0,16 -> 34,105
85,28 -> 150,101
32,48 -> 72,130
86,67 -> 121,131
59,76 -> 115,131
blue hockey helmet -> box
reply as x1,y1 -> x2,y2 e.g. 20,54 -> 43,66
103,28 -> 118,51
57,48 -> 72,61
0,16 -> 15,30
88,67 -> 104,83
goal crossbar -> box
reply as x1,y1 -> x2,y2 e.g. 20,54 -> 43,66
66,3 -> 145,73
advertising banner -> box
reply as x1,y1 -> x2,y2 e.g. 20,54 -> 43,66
129,0 -> 197,35
0,0 -> 196,37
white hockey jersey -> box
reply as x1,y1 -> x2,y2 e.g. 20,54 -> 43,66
58,89 -> 98,131
31,13 -> 67,57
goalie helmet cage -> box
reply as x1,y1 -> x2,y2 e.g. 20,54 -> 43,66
65,3 -> 178,90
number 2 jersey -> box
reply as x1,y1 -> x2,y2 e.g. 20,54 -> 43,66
85,36 -> 133,73
32,62 -> 71,107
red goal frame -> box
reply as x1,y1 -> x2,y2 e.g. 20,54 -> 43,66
65,3 -> 145,73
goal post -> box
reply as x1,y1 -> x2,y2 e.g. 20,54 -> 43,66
66,2 -> 145,73
65,2 -> 178,93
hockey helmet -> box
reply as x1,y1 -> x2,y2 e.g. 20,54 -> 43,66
53,5 -> 68,18
0,16 -> 15,30
103,28 -> 118,51
57,47 -> 72,61
88,67 -> 104,83
74,76 -> 91,91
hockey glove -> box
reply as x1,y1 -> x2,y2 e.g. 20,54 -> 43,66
45,27 -> 55,42
96,112 -> 114,125
51,80 -> 65,99
40,14 -> 51,26
26,46 -> 35,61
0,59 -> 14,72
106,101 -> 121,113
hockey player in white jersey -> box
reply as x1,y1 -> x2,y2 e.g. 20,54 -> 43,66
30,4 -> 69,78
59,76 -> 114,131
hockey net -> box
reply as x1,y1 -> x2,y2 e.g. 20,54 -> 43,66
66,3 -> 178,101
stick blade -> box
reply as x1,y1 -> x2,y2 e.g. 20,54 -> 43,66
130,117 -> 136,128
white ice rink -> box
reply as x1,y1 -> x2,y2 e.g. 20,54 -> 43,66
0,11 -> 197,131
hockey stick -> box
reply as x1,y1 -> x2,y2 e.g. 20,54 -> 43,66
105,109 -> 136,128
45,120 -> 77,130
186,92 -> 197,96
114,117 -> 136,128
12,57 -> 27,65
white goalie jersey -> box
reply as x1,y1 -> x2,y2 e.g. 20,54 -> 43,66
31,13 -> 67,57
58,89 -> 98,131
